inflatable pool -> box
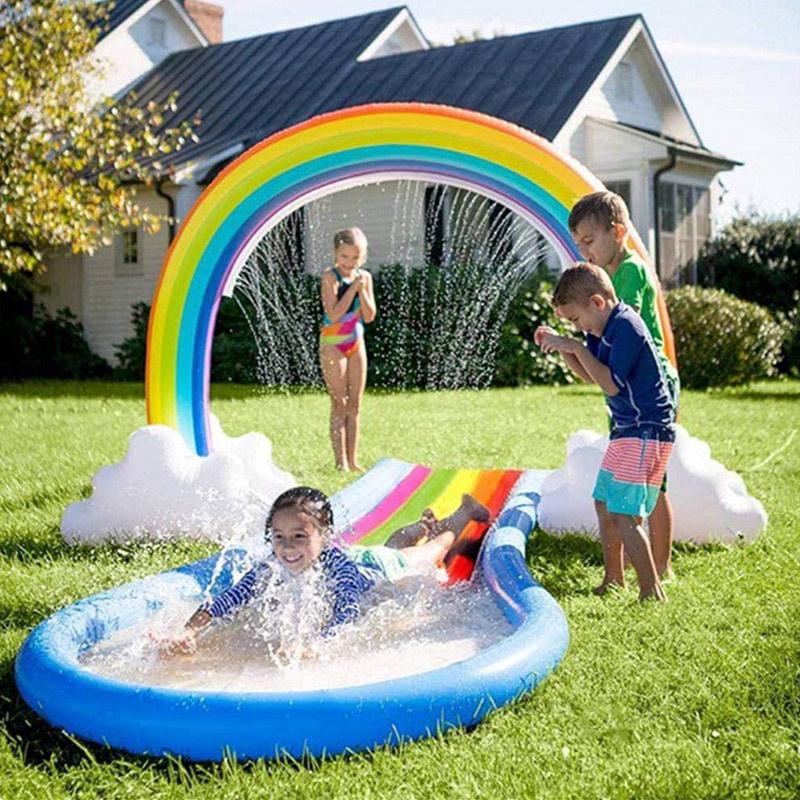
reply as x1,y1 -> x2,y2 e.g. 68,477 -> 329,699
16,459 -> 568,760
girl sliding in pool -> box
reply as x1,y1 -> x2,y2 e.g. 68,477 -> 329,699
162,486 -> 490,655
320,228 -> 376,472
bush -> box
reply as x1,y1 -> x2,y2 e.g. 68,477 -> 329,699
113,262 -> 570,389
114,299 -> 261,383
0,276 -> 110,379
666,286 -> 784,388
776,291 -> 800,377
696,214 -> 800,314
493,271 -> 575,386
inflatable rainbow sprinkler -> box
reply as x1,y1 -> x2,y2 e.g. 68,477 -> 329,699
13,103 -> 679,760
145,102 -> 675,457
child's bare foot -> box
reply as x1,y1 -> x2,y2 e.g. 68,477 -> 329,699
658,567 -> 675,583
335,462 -> 349,471
639,583 -> 667,602
349,463 -> 365,473
420,508 -> 438,538
592,579 -> 625,596
461,493 -> 491,523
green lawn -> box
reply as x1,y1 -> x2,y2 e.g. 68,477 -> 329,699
1,380 -> 798,799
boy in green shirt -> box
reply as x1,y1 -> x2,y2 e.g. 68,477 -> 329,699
568,190 -> 679,581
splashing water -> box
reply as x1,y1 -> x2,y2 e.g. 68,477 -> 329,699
81,561 -> 512,693
228,180 -> 551,391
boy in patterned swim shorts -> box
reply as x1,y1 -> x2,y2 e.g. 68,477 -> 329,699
535,263 -> 676,601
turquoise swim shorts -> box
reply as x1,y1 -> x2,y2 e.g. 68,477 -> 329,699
345,545 -> 411,583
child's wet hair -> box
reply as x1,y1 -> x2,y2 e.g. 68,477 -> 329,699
552,262 -> 617,307
568,191 -> 630,232
333,227 -> 368,257
265,486 -> 334,539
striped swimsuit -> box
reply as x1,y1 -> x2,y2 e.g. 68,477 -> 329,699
200,547 -> 375,636
320,268 -> 363,357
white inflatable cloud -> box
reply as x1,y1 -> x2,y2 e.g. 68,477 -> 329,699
62,416 -> 296,545
538,425 -> 767,544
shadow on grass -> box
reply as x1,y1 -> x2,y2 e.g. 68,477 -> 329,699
707,390 -> 800,403
527,530 -> 604,600
0,380 -> 145,400
0,380 -> 326,402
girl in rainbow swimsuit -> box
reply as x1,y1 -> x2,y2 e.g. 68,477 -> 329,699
319,228 -> 377,471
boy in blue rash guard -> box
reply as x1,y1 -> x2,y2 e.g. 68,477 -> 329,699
535,264 -> 675,602
165,487 -> 464,654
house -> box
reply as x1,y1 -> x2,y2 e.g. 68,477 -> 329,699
38,3 -> 740,363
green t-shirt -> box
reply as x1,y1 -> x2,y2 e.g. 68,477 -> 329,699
610,250 -> 677,380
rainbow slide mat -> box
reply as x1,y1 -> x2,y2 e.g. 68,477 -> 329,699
339,462 -> 522,582
16,459 -> 568,761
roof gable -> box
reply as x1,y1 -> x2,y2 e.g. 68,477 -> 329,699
122,10 -> 711,175
94,0 -> 207,46
326,15 -> 637,140
556,17 -> 702,148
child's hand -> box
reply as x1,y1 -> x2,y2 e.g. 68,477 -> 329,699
149,629 -> 197,656
539,332 -> 580,353
534,325 -> 557,346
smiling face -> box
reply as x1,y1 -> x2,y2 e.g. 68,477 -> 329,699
571,218 -> 627,271
556,295 -> 613,338
271,508 -> 325,575
334,243 -> 363,274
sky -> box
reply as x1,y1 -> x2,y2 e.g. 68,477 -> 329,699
216,1 -> 800,222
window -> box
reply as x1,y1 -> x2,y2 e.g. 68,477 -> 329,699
604,180 -> 632,212
116,229 -> 142,275
122,230 -> 138,264
657,181 -> 711,286
148,17 -> 166,47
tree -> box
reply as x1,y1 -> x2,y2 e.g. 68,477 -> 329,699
0,0 -> 199,282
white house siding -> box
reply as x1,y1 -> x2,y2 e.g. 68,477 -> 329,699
580,47 -> 658,131
304,182 -> 426,272
587,119 -> 663,216
370,19 -> 428,57
38,189 -> 171,363
90,1 -> 202,100
38,251 -> 83,318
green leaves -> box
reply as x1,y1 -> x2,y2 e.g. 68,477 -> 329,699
0,0 -> 197,278
494,273 -> 576,387
666,287 -> 784,389
696,213 -> 800,315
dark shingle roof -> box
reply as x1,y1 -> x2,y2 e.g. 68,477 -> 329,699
129,7 -> 405,168
326,15 -> 638,139
124,9 -> 639,173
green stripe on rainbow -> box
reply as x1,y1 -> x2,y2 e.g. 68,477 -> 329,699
145,103 -> 675,455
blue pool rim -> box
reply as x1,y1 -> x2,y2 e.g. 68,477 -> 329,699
15,472 -> 568,761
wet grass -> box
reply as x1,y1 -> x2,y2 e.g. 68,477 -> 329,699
1,379 -> 799,799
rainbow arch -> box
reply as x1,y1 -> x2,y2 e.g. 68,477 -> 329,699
146,103 -> 675,456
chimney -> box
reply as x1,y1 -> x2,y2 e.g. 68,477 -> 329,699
183,0 -> 223,44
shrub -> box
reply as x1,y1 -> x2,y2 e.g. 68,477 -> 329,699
114,299 -> 261,383
776,291 -> 800,377
666,286 -> 784,388
113,262 -> 566,389
113,301 -> 150,380
493,272 -> 576,387
366,260 -> 527,390
696,214 -> 800,314
0,275 -> 110,379
0,305 -> 111,380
